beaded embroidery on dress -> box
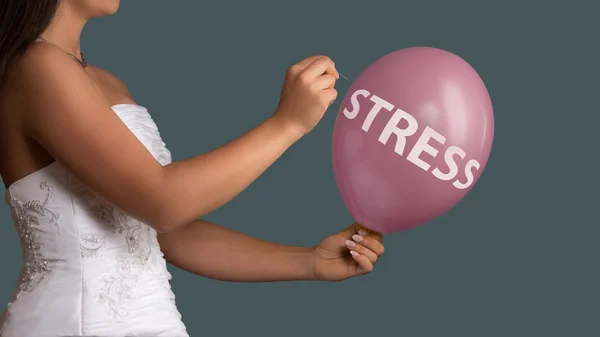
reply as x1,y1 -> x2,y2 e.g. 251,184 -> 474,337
0,104 -> 189,337
8,181 -> 60,300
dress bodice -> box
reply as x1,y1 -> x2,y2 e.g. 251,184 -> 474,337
0,104 -> 189,337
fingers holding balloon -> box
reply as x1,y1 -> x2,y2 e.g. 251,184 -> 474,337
356,227 -> 384,244
356,233 -> 385,257
345,235 -> 384,264
346,240 -> 378,264
349,250 -> 374,274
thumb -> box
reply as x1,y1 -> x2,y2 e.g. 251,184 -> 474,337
341,223 -> 383,243
340,222 -> 364,236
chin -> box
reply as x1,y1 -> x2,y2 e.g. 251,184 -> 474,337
80,0 -> 120,18
99,0 -> 120,16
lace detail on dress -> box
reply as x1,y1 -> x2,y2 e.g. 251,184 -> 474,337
70,105 -> 175,319
8,181 -> 60,299
79,204 -> 166,319
79,205 -> 158,259
0,104 -> 188,337
98,248 -> 160,319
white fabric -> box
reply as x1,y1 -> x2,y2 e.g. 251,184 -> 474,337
0,104 -> 189,337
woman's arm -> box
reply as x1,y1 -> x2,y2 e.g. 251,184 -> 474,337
15,44 -> 338,232
157,220 -> 315,282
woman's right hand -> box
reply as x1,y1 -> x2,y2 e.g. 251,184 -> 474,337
274,56 -> 339,136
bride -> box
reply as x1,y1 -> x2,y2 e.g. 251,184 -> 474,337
0,1 -> 385,336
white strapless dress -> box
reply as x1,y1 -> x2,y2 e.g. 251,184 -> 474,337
0,104 -> 189,337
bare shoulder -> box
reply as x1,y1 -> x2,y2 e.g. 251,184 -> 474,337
11,44 -> 130,103
87,65 -> 131,96
4,42 -> 126,131
8,43 -> 96,106
12,42 -> 80,81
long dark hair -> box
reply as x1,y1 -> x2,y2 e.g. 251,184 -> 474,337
0,0 -> 60,85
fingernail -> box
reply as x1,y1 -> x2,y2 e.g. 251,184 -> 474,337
345,240 -> 356,249
336,72 -> 340,79
352,234 -> 364,243
358,229 -> 368,236
350,250 -> 359,257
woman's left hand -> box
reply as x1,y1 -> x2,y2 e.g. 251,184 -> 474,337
312,223 -> 384,281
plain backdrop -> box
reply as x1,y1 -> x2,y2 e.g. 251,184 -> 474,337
1,1 -> 598,336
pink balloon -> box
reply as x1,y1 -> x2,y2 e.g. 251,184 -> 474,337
332,47 -> 494,233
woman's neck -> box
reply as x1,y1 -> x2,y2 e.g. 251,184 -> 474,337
40,4 -> 87,59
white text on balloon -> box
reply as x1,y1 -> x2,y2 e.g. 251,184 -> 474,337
342,89 -> 480,189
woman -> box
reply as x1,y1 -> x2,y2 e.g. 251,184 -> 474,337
0,1 -> 385,336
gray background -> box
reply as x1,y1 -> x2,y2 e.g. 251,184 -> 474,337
1,1 -> 599,336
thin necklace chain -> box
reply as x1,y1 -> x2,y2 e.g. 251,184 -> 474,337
35,36 -> 88,68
